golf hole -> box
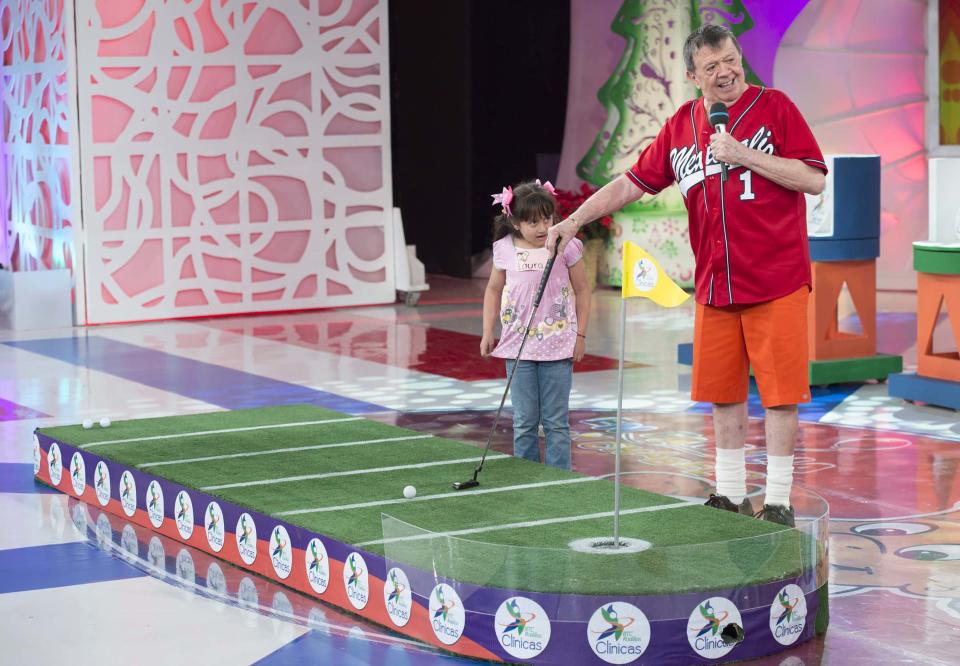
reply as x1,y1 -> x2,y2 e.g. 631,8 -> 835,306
568,537 -> 651,554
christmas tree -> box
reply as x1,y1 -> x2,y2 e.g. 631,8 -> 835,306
577,0 -> 763,190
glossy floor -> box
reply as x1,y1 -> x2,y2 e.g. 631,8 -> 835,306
0,277 -> 957,665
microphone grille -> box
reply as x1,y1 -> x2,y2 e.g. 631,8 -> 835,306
709,102 -> 729,127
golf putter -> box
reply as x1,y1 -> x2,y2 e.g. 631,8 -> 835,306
453,248 -> 558,490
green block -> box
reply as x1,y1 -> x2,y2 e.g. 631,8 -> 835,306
913,243 -> 960,275
809,354 -> 903,385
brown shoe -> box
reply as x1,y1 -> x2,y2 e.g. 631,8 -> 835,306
704,493 -> 753,516
755,504 -> 796,527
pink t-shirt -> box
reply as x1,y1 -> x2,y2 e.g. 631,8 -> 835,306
491,235 -> 583,361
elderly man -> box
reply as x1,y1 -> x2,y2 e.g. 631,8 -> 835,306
547,24 -> 826,527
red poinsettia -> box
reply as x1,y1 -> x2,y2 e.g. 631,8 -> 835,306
553,183 -> 613,241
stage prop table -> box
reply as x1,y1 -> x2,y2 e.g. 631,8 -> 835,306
32,405 -> 829,665
888,243 -> 960,409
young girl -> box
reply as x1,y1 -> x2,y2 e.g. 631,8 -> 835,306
480,180 -> 591,470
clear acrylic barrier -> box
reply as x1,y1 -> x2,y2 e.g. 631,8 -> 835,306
380,486 -> 828,614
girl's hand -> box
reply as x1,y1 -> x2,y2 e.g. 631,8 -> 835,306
480,335 -> 495,358
573,336 -> 586,362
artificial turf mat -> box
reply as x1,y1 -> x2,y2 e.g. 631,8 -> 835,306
40,404 -> 815,595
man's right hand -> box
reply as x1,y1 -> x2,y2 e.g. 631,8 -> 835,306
546,218 -> 579,257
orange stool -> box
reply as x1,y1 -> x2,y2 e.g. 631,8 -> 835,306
916,250 -> 960,382
807,259 -> 877,361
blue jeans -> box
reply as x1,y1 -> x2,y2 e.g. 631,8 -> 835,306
505,358 -> 573,470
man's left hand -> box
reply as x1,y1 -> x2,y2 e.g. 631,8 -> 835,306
710,132 -> 748,166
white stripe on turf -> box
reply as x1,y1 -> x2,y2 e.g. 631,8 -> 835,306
200,454 -> 511,491
79,417 -> 364,449
356,500 -> 697,547
276,476 -> 599,516
140,434 -> 434,468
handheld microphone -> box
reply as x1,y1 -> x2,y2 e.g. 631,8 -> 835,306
709,102 -> 730,182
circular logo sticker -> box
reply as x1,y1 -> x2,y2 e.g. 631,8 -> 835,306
204,502 -> 225,552
119,470 -> 137,517
383,567 -> 413,628
70,452 -> 86,496
686,597 -> 742,659
495,597 -> 551,659
94,461 -> 111,506
146,480 -> 165,528
174,490 -> 194,540
95,511 -> 113,549
238,576 -> 259,608
176,548 -> 196,585
272,590 -> 293,617
307,606 -> 328,629
235,513 -> 258,565
121,524 -> 139,561
269,525 -> 293,579
769,584 -> 807,645
305,538 -> 330,594
342,552 -> 369,610
47,442 -> 62,487
206,562 -> 227,596
70,501 -> 90,537
32,435 -> 40,475
429,583 -> 465,646
147,536 -> 165,570
632,257 -> 658,292
587,601 -> 651,664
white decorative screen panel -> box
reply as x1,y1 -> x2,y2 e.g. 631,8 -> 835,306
74,0 -> 393,323
0,0 -> 75,275
928,158 -> 960,243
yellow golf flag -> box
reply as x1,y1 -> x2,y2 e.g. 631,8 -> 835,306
621,241 -> 690,307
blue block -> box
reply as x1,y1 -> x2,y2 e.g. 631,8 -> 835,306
888,372 -> 960,410
678,342 -> 693,365
806,155 -> 880,241
809,237 -> 880,262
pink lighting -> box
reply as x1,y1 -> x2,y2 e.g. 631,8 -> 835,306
775,0 -> 926,288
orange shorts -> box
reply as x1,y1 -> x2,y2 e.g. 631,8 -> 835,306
691,286 -> 810,408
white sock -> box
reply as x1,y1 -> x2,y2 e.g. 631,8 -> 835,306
764,455 -> 795,507
715,447 -> 746,504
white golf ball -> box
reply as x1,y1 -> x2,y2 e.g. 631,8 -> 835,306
99,417 -> 111,428
403,485 -> 416,499
82,419 -> 93,429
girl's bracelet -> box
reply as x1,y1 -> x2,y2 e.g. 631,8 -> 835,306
576,332 -> 586,339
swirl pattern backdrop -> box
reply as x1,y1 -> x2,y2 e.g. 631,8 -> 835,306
73,0 -> 393,323
0,0 -> 75,275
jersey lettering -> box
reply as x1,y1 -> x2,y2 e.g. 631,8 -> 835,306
739,170 -> 755,201
668,125 -> 776,198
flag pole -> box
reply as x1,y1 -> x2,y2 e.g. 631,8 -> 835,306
613,294 -> 626,548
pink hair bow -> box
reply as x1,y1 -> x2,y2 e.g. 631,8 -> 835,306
492,185 -> 513,217
536,179 -> 557,195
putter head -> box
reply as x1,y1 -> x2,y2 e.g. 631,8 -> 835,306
452,479 -> 480,490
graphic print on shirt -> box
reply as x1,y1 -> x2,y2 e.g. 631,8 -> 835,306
500,284 -> 573,341
670,125 -> 776,198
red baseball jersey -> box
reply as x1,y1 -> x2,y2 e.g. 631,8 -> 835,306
626,85 -> 827,306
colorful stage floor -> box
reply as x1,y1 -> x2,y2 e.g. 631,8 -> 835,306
1,276 -> 957,664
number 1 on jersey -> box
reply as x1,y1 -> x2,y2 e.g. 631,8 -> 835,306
739,170 -> 755,201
